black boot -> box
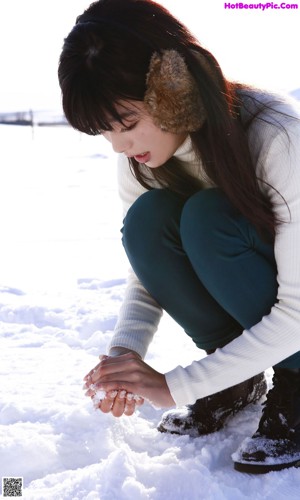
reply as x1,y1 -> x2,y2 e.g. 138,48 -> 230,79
233,368 -> 300,473
158,372 -> 267,437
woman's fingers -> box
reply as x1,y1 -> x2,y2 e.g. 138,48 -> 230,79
124,393 -> 144,416
98,390 -> 124,415
84,354 -> 146,417
108,390 -> 127,417
83,351 -> 174,414
83,355 -> 109,382
84,353 -> 144,393
89,385 -> 144,417
98,359 -> 174,408
124,398 -> 136,416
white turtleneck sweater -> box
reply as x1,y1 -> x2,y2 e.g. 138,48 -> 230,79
108,90 -> 300,407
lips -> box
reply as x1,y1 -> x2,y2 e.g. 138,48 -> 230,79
133,152 -> 150,163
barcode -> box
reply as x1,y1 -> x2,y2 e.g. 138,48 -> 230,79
2,477 -> 23,497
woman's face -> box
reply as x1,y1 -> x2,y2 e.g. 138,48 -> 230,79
102,101 -> 187,168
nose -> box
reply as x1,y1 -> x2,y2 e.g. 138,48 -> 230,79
104,131 -> 132,154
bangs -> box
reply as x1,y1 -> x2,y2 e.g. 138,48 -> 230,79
63,79 -> 141,135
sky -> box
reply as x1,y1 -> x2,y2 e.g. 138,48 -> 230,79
0,0 -> 299,112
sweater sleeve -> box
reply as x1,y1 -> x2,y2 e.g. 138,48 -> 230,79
166,116 -> 300,407
108,154 -> 163,358
108,268 -> 163,359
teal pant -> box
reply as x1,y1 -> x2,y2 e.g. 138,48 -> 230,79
122,188 -> 300,368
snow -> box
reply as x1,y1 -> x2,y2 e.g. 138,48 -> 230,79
1,123 -> 300,500
290,88 -> 300,101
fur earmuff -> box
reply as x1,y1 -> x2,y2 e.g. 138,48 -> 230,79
144,50 -> 205,133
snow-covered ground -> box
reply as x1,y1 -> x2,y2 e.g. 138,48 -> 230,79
1,121 -> 300,500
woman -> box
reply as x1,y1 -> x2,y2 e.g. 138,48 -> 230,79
58,0 -> 300,473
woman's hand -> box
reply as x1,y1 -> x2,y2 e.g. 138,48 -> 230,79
84,355 -> 143,417
84,352 -> 175,416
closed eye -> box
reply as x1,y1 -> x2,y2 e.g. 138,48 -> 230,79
120,122 -> 138,133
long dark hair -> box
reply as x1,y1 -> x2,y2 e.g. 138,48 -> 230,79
58,0 -> 286,241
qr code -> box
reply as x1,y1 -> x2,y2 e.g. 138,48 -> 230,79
2,477 -> 23,497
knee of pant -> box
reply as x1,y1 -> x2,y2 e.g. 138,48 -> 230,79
122,189 -> 184,257
181,188 -> 229,245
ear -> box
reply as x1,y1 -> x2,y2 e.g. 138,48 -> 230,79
144,50 -> 206,133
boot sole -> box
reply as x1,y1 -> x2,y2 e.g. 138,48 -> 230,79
234,457 -> 300,474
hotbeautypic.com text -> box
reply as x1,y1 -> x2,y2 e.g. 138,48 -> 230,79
224,2 -> 298,9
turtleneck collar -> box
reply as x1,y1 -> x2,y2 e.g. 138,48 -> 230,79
173,135 -> 194,161
173,136 -> 201,171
